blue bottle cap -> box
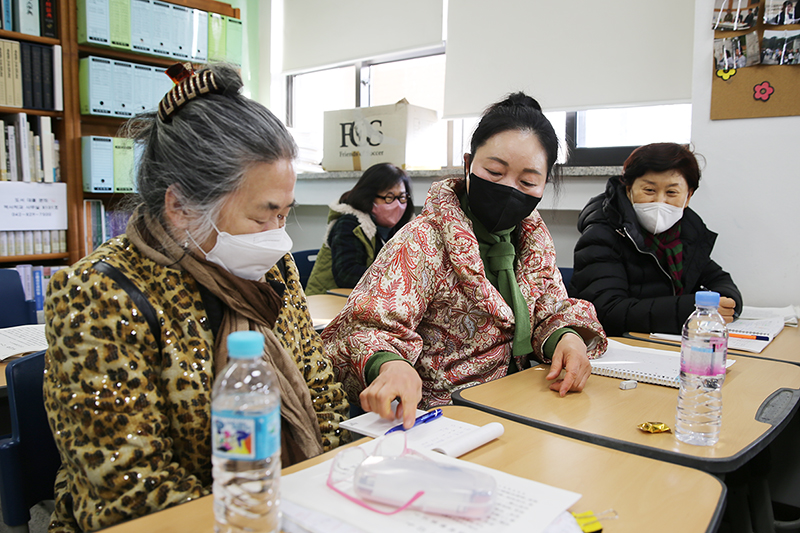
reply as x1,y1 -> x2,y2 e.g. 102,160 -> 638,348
227,331 -> 265,359
695,291 -> 720,307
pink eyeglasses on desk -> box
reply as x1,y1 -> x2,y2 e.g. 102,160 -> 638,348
325,431 -> 497,519
326,431 -> 427,515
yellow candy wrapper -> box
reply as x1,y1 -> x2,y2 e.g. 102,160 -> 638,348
637,421 -> 671,433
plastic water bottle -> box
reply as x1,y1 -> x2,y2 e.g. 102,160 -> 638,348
212,331 -> 281,533
675,291 -> 728,446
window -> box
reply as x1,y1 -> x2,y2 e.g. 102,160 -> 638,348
289,52 -> 449,170
363,54 -> 445,113
565,104 -> 692,166
288,66 -> 356,158
289,61 -> 691,170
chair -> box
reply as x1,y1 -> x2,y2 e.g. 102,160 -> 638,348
558,267 -> 574,290
0,270 -> 37,328
293,249 -> 319,289
0,351 -> 61,533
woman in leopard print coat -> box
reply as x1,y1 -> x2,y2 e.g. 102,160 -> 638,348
43,64 -> 348,533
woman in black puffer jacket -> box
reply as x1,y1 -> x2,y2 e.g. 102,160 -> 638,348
569,143 -> 742,336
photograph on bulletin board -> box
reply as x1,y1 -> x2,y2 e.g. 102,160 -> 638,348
763,0 -> 800,25
713,0 -> 760,30
711,0 -> 800,120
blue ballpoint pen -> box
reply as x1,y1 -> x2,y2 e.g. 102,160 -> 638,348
384,408 -> 443,435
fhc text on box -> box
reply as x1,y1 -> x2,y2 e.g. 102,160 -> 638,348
322,100 -> 442,172
0,182 -> 68,231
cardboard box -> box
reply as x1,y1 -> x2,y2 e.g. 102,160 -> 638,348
322,99 -> 440,171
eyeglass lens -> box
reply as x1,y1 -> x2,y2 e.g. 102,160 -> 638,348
379,194 -> 408,204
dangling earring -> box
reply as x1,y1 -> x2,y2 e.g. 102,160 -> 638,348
183,230 -> 191,250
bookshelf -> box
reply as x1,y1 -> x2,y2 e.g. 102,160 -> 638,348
0,1 -> 70,266
62,0 -> 240,262
1,0 -> 242,265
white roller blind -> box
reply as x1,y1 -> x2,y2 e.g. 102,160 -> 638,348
283,0 -> 444,73
444,0 -> 695,118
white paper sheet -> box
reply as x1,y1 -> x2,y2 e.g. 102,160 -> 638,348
282,443 -> 581,533
340,410 -> 504,457
0,324 -> 46,360
650,331 -> 768,354
739,305 -> 799,325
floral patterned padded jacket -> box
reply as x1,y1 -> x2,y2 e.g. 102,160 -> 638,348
323,176 -> 607,408
44,237 -> 348,533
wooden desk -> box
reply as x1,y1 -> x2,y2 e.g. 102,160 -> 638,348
326,287 -> 353,297
626,327 -> 800,366
453,340 -> 800,473
99,406 -> 725,533
305,294 -> 347,329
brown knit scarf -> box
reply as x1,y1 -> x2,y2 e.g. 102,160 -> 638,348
126,206 -> 324,464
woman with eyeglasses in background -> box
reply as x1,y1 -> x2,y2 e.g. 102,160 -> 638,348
305,163 -> 414,295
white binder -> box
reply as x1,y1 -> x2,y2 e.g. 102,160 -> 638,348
171,4 -> 192,60
112,60 -> 134,118
82,136 -> 114,193
191,9 -> 208,63
132,63 -> 154,114
131,0 -> 153,54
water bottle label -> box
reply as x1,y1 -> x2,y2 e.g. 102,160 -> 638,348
212,407 -> 280,461
680,338 -> 727,375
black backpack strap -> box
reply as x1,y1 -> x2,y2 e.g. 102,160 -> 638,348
92,260 -> 162,353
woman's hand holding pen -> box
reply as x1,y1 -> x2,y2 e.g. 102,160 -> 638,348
547,332 -> 591,396
360,360 -> 422,429
718,297 -> 736,323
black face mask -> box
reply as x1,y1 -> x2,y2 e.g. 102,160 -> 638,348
467,174 -> 542,233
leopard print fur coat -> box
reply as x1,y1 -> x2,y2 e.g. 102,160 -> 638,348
43,235 -> 348,532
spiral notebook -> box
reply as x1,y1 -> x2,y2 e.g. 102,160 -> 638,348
590,339 -> 734,388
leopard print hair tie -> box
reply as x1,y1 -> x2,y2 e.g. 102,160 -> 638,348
157,69 -> 222,123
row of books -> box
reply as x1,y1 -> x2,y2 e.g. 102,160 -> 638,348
84,200 -> 131,252
80,56 -> 175,118
0,0 -> 57,38
7,263 -> 66,322
82,136 -> 139,192
0,40 -> 63,110
0,113 -> 59,182
78,0 -> 242,66
0,229 -> 67,256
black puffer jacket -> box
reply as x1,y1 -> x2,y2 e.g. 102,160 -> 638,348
568,177 -> 742,336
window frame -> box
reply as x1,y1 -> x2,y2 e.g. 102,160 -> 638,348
563,112 -> 637,167
286,45 -> 446,130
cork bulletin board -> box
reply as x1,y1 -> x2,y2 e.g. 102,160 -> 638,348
711,0 -> 800,120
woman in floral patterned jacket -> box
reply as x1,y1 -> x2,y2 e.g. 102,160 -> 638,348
323,92 -> 607,428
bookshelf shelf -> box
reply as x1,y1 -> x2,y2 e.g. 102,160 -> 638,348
0,30 -> 60,47
0,253 -> 69,264
77,44 -> 189,68
0,107 -> 64,117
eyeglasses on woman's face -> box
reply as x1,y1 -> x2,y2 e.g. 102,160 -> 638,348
375,193 -> 409,204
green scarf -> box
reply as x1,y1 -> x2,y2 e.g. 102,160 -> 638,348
459,191 -> 533,357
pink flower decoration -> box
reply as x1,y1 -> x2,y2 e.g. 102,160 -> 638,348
716,68 -> 736,80
753,81 -> 774,101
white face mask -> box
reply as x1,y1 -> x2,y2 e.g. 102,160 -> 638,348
193,224 -> 293,281
632,201 -> 685,235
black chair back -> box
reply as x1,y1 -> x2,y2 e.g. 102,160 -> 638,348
0,351 -> 61,529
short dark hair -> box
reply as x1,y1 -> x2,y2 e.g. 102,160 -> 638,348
340,163 -> 414,228
468,92 -> 561,183
621,143 -> 701,191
